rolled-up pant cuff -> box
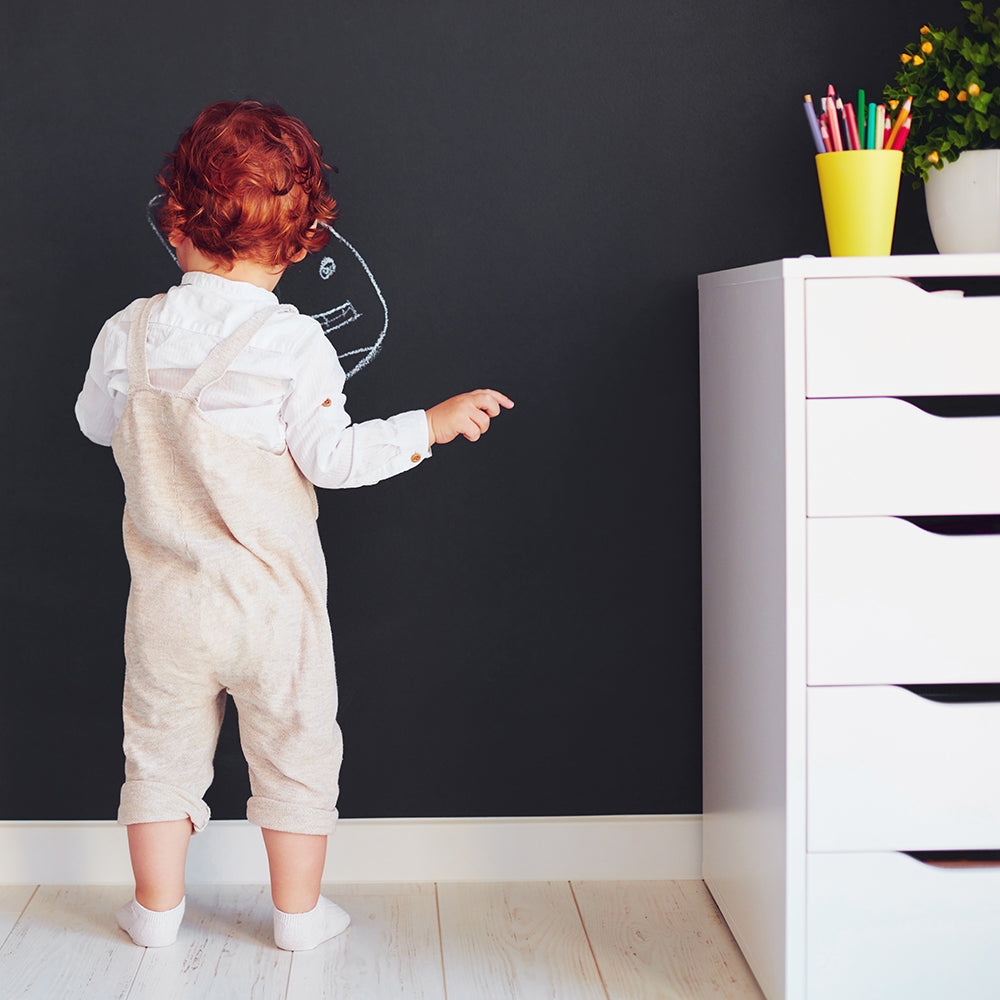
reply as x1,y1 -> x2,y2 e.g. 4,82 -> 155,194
118,779 -> 212,833
246,795 -> 338,835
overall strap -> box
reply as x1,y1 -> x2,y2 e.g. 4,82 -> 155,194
179,305 -> 286,402
126,294 -> 168,390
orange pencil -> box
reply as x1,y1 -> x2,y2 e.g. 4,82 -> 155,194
886,96 -> 912,150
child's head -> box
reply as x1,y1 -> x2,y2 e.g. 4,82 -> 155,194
156,100 -> 338,270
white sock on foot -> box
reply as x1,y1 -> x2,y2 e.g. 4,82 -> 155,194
273,896 -> 351,951
116,896 -> 185,947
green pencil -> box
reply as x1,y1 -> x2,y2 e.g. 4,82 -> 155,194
858,89 -> 866,149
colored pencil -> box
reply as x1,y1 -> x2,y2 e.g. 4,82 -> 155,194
857,89 -> 866,147
803,94 -> 826,153
890,117 -> 912,150
885,96 -> 912,150
844,102 -> 862,151
874,105 -> 886,149
826,95 -> 843,151
866,102 -> 877,150
819,117 -> 833,152
836,98 -> 853,149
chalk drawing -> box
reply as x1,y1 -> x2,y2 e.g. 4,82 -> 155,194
146,196 -> 178,265
146,195 -> 387,379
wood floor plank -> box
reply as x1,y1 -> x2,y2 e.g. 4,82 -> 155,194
437,881 -> 607,1000
286,882 -> 445,1000
572,880 -> 765,1000
316,882 -> 437,896
0,885 -> 144,1000
125,884 -> 292,999
0,880 -> 769,999
0,886 -> 38,947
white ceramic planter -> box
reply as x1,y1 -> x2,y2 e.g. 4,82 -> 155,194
924,148 -> 1000,253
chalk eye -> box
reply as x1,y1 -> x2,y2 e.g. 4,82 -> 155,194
322,398 -> 332,407
319,257 -> 336,279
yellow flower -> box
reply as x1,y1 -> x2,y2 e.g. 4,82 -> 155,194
920,24 -> 931,34
912,54 -> 924,66
900,52 -> 912,63
958,90 -> 968,101
922,41 -> 933,53
937,90 -> 949,101
888,99 -> 900,110
927,151 -> 940,163
969,82 -> 981,96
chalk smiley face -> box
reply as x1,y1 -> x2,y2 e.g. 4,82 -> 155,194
146,196 -> 388,379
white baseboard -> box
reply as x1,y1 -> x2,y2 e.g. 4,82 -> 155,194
0,815 -> 702,885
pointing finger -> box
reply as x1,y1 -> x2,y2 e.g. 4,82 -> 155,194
484,389 -> 514,409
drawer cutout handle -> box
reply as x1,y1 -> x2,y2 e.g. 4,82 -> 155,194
900,683 -> 1000,704
900,515 -> 1000,536
910,274 -> 1000,297
899,395 -> 1000,418
905,850 -> 1000,869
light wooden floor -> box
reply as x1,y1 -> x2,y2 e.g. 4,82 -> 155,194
0,881 -> 765,999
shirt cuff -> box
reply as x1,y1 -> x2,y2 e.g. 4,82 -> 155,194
399,408 -> 433,465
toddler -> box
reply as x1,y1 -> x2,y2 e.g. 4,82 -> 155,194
75,100 -> 512,951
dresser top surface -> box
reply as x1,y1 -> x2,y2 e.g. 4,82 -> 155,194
699,254 -> 1000,286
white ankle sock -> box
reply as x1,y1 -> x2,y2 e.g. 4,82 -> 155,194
273,896 -> 351,951
116,896 -> 186,947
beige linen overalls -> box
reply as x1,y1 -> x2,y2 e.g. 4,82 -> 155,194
111,294 -> 342,835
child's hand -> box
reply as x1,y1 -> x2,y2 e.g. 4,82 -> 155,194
426,389 -> 514,446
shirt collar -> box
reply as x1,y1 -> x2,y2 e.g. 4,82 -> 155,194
180,270 -> 280,304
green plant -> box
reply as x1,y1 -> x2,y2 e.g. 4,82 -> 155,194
885,1 -> 1000,182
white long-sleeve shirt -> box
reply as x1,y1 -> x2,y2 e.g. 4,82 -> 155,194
75,271 -> 431,488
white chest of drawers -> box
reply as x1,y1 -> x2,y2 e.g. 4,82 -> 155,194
698,256 -> 1000,1000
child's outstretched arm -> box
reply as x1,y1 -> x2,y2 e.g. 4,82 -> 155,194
426,390 -> 514,446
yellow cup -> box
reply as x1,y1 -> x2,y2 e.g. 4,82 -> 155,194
815,150 -> 903,256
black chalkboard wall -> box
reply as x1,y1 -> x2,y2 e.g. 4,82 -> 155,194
2,0 -> 965,821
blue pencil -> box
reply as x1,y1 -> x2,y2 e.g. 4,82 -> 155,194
803,94 -> 825,153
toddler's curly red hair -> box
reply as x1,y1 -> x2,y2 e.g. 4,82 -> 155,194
156,100 -> 338,269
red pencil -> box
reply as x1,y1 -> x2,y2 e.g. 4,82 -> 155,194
890,117 -> 912,150
844,102 -> 862,150
886,96 -> 913,150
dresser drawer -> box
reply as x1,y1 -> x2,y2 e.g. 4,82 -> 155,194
805,277 -> 1000,397
807,516 -> 1000,685
806,851 -> 1000,1000
807,685 -> 1000,851
806,397 -> 1000,516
